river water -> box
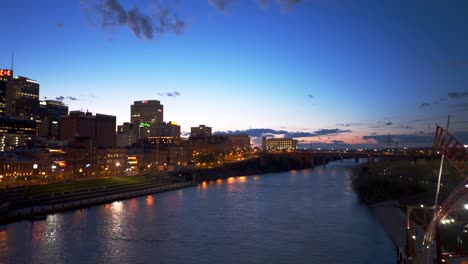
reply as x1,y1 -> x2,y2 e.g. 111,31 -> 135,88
0,160 -> 395,264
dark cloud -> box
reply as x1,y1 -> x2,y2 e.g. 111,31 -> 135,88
209,0 -> 302,13
276,0 -> 302,10
385,122 -> 392,126
55,95 -> 78,102
173,91 -> 181,96
419,102 -> 431,108
307,94 -> 313,99
208,0 -> 235,12
448,92 -> 468,99
166,92 -> 174,97
81,0 -> 185,40
214,128 -> 351,138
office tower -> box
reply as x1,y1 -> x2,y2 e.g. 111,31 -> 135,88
39,100 -> 68,138
130,100 -> 164,125
6,76 -> 40,120
130,100 -> 164,140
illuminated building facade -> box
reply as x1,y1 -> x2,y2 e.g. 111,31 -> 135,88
262,137 -> 298,150
0,117 -> 36,152
191,125 -> 212,137
6,76 -> 40,120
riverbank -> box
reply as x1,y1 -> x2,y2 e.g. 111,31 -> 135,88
0,154 -> 322,224
196,152 -> 332,181
0,180 -> 196,225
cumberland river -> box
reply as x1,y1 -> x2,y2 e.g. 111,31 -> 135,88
0,160 -> 395,263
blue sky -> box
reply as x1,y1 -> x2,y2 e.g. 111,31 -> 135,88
1,0 -> 468,147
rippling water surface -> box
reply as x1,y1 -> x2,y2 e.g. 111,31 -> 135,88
0,160 -> 395,263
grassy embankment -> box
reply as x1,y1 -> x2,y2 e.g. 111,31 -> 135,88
0,174 -> 184,222
353,158 -> 466,251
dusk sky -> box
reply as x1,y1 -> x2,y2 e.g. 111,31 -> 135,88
2,0 -> 468,148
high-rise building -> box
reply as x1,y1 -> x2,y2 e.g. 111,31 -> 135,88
191,125 -> 212,138
131,100 -> 164,125
60,111 -> 116,147
39,100 -> 68,138
0,69 -> 13,116
6,76 -> 40,120
130,100 -> 164,141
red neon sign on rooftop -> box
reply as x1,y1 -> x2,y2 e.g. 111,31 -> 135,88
0,69 -> 12,77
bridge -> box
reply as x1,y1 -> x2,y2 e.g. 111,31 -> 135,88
402,122 -> 468,263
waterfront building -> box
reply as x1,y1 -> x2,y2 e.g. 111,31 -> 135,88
60,111 -> 116,147
262,137 -> 298,150
191,125 -> 212,138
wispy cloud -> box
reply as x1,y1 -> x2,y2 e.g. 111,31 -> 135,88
157,91 -> 182,98
81,0 -> 185,40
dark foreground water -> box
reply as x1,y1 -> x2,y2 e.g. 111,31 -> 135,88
0,160 -> 395,264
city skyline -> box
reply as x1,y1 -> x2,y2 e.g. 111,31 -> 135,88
2,1 -> 468,148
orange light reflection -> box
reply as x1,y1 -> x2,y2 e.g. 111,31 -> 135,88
227,177 -> 235,184
216,179 -> 223,184
146,195 -> 154,207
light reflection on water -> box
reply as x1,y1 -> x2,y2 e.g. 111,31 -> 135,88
0,160 -> 395,264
